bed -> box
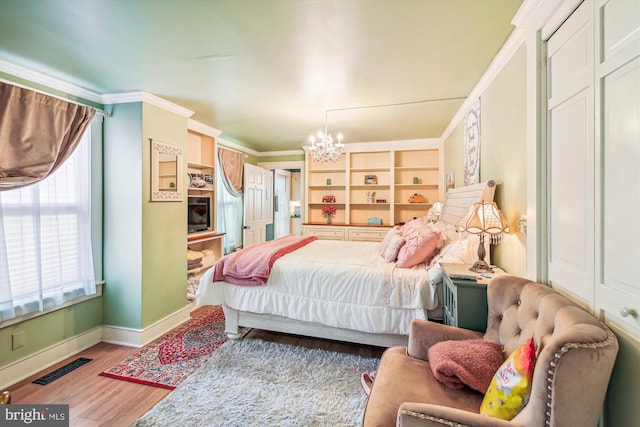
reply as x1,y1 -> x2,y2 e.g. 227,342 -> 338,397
197,180 -> 496,347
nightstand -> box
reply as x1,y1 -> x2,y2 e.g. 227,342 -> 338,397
440,263 -> 505,332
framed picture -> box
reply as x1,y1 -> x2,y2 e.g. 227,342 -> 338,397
364,175 -> 377,184
446,169 -> 455,190
188,173 -> 207,189
464,99 -> 481,186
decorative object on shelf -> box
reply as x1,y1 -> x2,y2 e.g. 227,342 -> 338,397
322,195 -> 336,203
413,177 -> 419,184
188,173 -> 214,190
368,217 -> 383,225
459,201 -> 510,273
366,191 -> 375,203
408,193 -> 426,203
304,111 -> 344,162
326,178 -> 331,185
364,175 -> 377,184
426,201 -> 443,222
322,205 -> 337,224
375,199 -> 387,204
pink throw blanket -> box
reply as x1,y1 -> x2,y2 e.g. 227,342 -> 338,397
212,235 -> 318,286
427,339 -> 504,393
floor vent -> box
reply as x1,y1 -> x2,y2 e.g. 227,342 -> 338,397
32,357 -> 92,385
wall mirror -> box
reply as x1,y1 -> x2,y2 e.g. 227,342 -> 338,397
151,139 -> 183,201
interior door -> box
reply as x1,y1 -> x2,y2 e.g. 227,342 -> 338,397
546,1 -> 595,306
243,164 -> 273,248
274,169 -> 291,239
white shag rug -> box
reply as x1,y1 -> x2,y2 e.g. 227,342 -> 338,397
135,338 -> 380,427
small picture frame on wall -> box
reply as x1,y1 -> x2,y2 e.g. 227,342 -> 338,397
364,175 -> 377,184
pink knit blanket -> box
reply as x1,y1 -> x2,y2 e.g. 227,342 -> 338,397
212,235 -> 318,286
427,339 -> 504,393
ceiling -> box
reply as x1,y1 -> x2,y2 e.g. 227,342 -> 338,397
0,0 -> 522,152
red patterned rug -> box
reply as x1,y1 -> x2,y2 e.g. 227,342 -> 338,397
100,305 -> 248,390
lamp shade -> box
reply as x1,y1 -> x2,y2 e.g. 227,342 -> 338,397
459,201 -> 510,242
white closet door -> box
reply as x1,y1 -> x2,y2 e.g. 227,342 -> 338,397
595,0 -> 640,334
546,1 -> 595,306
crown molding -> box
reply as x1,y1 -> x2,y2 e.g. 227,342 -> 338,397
101,91 -> 194,118
217,137 -> 261,157
0,60 -> 103,104
259,149 -> 305,157
188,119 -> 223,137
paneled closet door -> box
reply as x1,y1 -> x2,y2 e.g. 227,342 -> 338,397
546,1 -> 595,307
595,0 -> 640,335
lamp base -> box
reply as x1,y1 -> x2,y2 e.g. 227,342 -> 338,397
469,259 -> 494,274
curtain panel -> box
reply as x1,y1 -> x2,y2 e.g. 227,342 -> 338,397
218,147 -> 244,196
0,82 -> 96,190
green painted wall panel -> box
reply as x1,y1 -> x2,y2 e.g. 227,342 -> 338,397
443,45 -> 527,277
140,103 -> 188,328
0,297 -> 102,366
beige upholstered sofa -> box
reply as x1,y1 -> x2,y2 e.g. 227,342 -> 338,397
362,275 -> 618,427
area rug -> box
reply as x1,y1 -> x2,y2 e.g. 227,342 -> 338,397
100,305 -> 247,390
135,338 -> 380,426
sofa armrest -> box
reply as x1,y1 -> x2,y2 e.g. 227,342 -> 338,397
407,319 -> 483,360
397,402 -> 521,427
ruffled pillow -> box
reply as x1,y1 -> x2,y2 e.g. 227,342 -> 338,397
381,230 -> 404,262
379,225 -> 402,255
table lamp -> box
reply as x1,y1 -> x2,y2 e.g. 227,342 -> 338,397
459,201 -> 510,273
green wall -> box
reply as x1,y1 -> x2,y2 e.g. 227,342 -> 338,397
444,45 -> 527,276
140,103 -> 188,328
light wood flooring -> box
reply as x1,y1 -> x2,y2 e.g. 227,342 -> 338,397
7,306 -> 385,427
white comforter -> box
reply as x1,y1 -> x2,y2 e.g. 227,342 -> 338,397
197,239 -> 443,335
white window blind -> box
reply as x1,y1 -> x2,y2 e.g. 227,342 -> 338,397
0,128 -> 96,321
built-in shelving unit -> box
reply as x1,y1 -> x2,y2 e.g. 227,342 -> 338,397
304,146 -> 441,240
186,126 -> 224,299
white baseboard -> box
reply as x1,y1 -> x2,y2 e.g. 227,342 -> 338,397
101,305 -> 191,348
0,304 -> 191,389
0,326 -> 102,390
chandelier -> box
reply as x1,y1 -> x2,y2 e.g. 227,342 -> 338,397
304,112 -> 344,162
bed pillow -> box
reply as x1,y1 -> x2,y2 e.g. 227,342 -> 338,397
379,225 -> 402,255
381,231 -> 405,262
396,224 -> 441,268
427,339 -> 504,393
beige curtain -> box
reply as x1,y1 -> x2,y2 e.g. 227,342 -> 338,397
0,82 -> 96,190
218,147 -> 244,196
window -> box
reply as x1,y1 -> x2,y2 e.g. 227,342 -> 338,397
216,157 -> 243,253
0,127 -> 96,322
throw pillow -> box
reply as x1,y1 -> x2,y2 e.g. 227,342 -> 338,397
427,339 -> 504,393
379,225 -> 402,255
480,337 -> 537,420
382,231 -> 404,262
396,225 -> 441,268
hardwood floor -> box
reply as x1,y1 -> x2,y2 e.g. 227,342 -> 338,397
7,307 -> 385,427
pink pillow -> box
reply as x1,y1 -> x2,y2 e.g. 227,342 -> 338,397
382,231 -> 404,262
379,226 -> 402,255
396,224 -> 441,268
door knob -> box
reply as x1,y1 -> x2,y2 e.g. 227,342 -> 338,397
619,307 -> 637,318
243,225 -> 250,229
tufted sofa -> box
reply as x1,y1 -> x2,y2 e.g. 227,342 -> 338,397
362,275 -> 619,427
